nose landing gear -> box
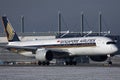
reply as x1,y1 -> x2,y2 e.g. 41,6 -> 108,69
107,55 -> 112,65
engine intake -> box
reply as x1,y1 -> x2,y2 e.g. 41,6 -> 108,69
35,49 -> 53,61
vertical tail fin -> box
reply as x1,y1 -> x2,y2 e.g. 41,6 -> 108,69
1,16 -> 20,42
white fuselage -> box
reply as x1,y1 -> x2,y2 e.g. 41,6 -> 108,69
8,36 -> 118,57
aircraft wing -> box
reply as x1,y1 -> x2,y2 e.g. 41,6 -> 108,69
0,45 -> 70,58
0,45 -> 37,53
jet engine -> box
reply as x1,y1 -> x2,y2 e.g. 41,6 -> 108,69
35,49 -> 53,61
90,55 -> 107,62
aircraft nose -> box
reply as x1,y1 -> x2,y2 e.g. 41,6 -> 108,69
111,45 -> 118,53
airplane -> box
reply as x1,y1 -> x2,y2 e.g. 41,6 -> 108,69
0,16 -> 118,65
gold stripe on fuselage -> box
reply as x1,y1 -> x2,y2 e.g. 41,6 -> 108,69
38,43 -> 96,48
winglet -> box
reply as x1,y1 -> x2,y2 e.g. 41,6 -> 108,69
1,16 -> 20,42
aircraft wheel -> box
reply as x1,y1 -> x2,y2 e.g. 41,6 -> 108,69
107,55 -> 112,65
73,61 -> 77,65
65,61 -> 69,65
38,61 -> 50,65
108,61 -> 112,65
38,61 -> 41,65
46,61 -> 50,65
42,62 -> 46,65
65,61 -> 77,65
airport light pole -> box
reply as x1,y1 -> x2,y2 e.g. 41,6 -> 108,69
58,11 -> 61,37
99,12 -> 102,36
81,12 -> 84,37
21,16 -> 24,33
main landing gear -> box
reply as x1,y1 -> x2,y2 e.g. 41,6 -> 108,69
38,61 -> 50,65
107,55 -> 112,65
65,57 -> 77,65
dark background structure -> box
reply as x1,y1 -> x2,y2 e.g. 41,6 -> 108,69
0,0 -> 120,35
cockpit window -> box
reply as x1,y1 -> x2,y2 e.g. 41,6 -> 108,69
106,41 -> 116,44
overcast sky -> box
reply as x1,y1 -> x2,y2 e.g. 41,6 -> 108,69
0,0 -> 120,35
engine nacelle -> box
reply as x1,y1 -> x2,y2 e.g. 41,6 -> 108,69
35,49 -> 53,61
90,55 -> 107,62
